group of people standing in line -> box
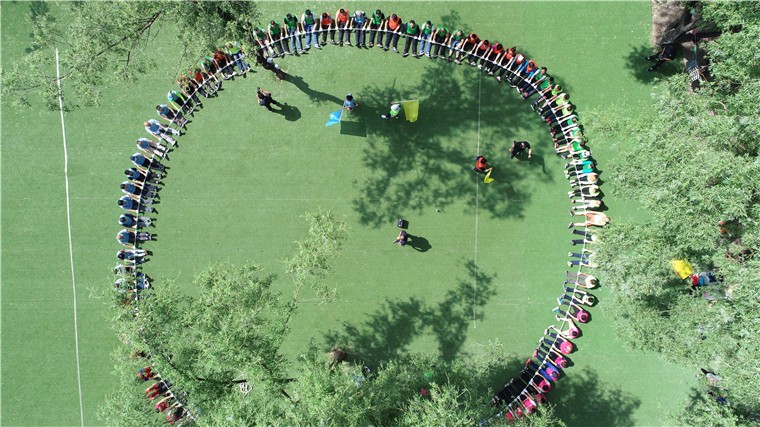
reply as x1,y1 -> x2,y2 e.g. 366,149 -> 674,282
110,8 -> 617,423
392,21 -> 610,421
114,40 -> 264,427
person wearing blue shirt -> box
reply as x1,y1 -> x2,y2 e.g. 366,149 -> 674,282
155,104 -> 187,127
352,10 -> 368,48
137,137 -> 168,158
130,152 -> 152,168
144,119 -> 178,145
343,93 -> 358,111
119,213 -> 152,228
118,195 -> 154,213
116,229 -> 134,246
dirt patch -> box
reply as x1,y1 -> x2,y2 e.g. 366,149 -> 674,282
652,0 -> 687,45
650,0 -> 711,82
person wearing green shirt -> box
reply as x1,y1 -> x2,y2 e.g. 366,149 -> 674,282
225,41 -> 250,74
418,21 -> 434,57
381,103 -> 402,120
268,20 -> 286,56
368,9 -> 385,47
530,83 -> 559,110
519,67 -> 548,97
284,13 -> 303,54
401,20 -> 420,57
555,138 -> 586,157
301,9 -> 320,50
447,30 -> 464,61
253,26 -> 275,57
431,25 -> 449,59
540,93 -> 568,117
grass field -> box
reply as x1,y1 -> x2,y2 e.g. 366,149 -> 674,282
2,2 -> 696,426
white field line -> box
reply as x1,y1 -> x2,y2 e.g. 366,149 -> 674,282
473,71 -> 483,328
55,48 -> 85,427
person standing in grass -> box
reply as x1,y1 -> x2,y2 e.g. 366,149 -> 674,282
384,13 -> 403,52
137,138 -> 168,158
401,19 -> 420,57
257,87 -> 280,112
156,104 -> 187,128
473,155 -> 492,173
368,9 -> 385,47
381,102 -> 402,120
418,21 -> 434,57
447,29 -> 465,62
494,46 -> 516,82
509,140 -> 532,159
343,93 -> 358,111
119,213 -> 151,228
144,119 -> 179,145
320,12 -> 337,46
394,230 -> 409,246
483,43 -> 504,74
212,48 -> 235,79
430,25 -> 449,59
352,10 -> 368,48
268,20 -> 287,56
335,8 -> 351,46
225,41 -> 251,74
301,9 -> 320,51
284,13 -> 303,54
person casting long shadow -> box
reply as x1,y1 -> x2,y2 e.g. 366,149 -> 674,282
285,74 -> 344,105
526,153 -> 548,175
406,234 -> 431,252
272,103 -> 301,121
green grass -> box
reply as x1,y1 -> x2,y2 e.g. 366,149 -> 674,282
2,2 -> 696,426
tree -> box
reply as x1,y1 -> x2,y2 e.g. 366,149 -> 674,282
103,248 -> 565,425
2,1 -> 260,107
586,2 -> 760,424
102,211 -> 348,425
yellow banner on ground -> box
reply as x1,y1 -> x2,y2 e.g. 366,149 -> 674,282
671,259 -> 694,279
484,168 -> 494,184
400,100 -> 419,122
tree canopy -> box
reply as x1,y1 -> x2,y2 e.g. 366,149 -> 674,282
100,209 -> 566,425
2,1 -> 259,107
588,2 -> 760,424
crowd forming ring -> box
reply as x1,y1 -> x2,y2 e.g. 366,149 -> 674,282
114,15 -> 605,425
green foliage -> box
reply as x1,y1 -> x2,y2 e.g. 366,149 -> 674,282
2,1 -> 259,107
587,2 -> 760,423
129,264 -> 292,409
700,2 -> 760,88
284,210 -> 350,303
670,387 -> 742,427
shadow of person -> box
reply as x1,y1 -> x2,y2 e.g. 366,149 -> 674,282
285,74 -> 344,106
272,103 -> 301,121
406,234 -> 431,252
518,153 -> 548,175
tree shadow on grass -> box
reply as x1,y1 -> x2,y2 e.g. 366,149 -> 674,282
323,259 -> 496,367
551,366 -> 642,427
24,1 -> 53,54
352,58 -> 552,227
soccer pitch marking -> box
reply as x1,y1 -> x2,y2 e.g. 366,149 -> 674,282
473,71 -> 483,329
55,48 -> 85,427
